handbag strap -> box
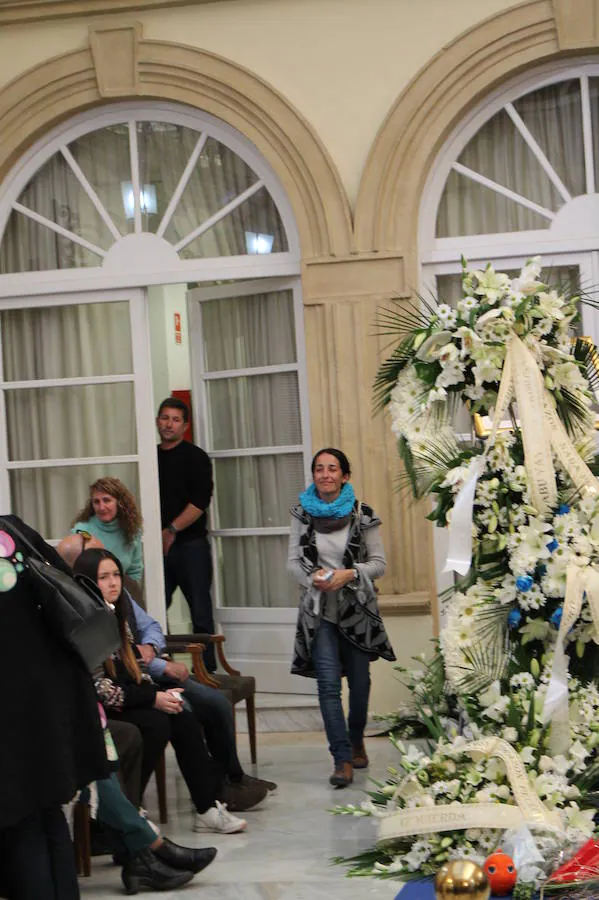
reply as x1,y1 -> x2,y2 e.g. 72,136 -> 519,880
0,516 -> 48,563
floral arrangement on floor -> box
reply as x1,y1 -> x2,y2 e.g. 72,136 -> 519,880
334,258 -> 599,898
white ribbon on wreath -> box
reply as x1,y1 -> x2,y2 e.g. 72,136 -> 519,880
444,330 -> 599,752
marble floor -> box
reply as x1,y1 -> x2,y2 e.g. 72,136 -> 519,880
80,731 -> 403,899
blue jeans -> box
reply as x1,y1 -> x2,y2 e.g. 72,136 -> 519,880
311,619 -> 371,766
164,536 -> 216,670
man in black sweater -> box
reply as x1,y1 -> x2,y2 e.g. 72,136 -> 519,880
156,397 -> 216,671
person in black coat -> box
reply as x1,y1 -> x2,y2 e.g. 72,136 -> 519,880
0,515 -> 108,900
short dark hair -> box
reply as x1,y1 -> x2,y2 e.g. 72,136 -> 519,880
311,447 -> 351,477
157,397 -> 189,422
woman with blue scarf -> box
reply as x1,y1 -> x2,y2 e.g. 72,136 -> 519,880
288,448 -> 395,788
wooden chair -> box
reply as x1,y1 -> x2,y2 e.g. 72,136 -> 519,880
166,633 -> 258,764
73,797 -> 91,877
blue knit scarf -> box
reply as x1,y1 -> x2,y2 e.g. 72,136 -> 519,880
298,482 -> 355,519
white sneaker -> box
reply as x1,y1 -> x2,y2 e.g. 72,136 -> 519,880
194,801 -> 247,834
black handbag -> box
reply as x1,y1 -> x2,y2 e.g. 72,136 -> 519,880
0,517 -> 121,672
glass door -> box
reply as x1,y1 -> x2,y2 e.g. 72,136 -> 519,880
188,277 -> 315,692
0,288 -> 165,623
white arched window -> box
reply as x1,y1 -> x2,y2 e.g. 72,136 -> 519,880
0,103 -> 310,679
0,103 -> 299,289
420,61 -> 599,340
420,61 -> 599,597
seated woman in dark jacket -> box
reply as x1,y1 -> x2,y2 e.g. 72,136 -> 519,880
73,548 -> 247,835
0,515 -> 108,900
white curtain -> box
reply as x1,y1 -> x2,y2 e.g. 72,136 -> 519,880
0,302 -> 136,538
437,79 -> 585,237
200,289 -> 302,608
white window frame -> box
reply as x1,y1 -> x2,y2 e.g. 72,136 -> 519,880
0,101 -> 304,628
420,57 -> 599,268
188,276 -> 311,614
0,101 -> 301,297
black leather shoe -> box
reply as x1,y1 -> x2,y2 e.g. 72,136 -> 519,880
154,837 -> 217,873
121,847 -> 195,894
222,777 -> 268,811
240,772 -> 278,792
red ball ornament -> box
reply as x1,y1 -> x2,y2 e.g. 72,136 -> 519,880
483,849 -> 517,896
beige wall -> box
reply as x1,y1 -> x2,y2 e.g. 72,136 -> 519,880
0,0 -> 522,205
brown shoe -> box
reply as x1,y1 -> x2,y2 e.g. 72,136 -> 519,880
329,761 -> 353,788
222,777 -> 268,811
352,742 -> 369,769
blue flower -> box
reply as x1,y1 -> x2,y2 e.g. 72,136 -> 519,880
546,539 -> 559,553
516,575 -> 534,592
550,607 -> 563,628
508,609 -> 522,629
556,504 -> 570,515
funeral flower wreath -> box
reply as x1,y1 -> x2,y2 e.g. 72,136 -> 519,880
335,258 -> 599,898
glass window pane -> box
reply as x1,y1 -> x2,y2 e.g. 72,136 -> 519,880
1,302 -> 132,381
437,170 -> 552,237
15,153 -> 114,251
163,137 -> 259,247
10,462 -> 139,541
213,454 -> 304,528
207,372 -> 301,450
67,124 -> 132,237
180,187 -> 288,259
514,80 -> 584,198
137,122 -> 199,234
0,211 -> 103,273
457,109 -> 562,208
215,535 -> 295,608
202,290 -> 296,371
6,382 -> 136,461
589,78 -> 599,190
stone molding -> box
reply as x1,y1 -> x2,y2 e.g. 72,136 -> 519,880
302,252 -> 408,304
0,28 -> 352,260
378,592 -> 431,616
0,0 -> 232,25
553,0 -> 599,48
90,22 -> 142,96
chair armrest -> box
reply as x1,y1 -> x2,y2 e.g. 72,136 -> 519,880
167,633 -> 241,676
167,633 -> 213,646
188,643 -> 220,688
211,635 -> 240,676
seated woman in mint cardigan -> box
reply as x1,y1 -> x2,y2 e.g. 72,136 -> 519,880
72,476 -> 144,582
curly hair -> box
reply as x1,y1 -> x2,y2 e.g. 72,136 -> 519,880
72,477 -> 142,545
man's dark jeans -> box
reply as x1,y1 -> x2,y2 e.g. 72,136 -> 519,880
311,619 -> 371,766
164,536 -> 216,670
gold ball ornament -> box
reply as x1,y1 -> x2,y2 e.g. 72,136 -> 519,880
434,860 -> 491,900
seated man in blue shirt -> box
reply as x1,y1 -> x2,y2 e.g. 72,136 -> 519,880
127,594 -> 276,812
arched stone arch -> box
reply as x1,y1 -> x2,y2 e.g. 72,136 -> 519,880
354,0 -> 571,259
0,28 -> 352,260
